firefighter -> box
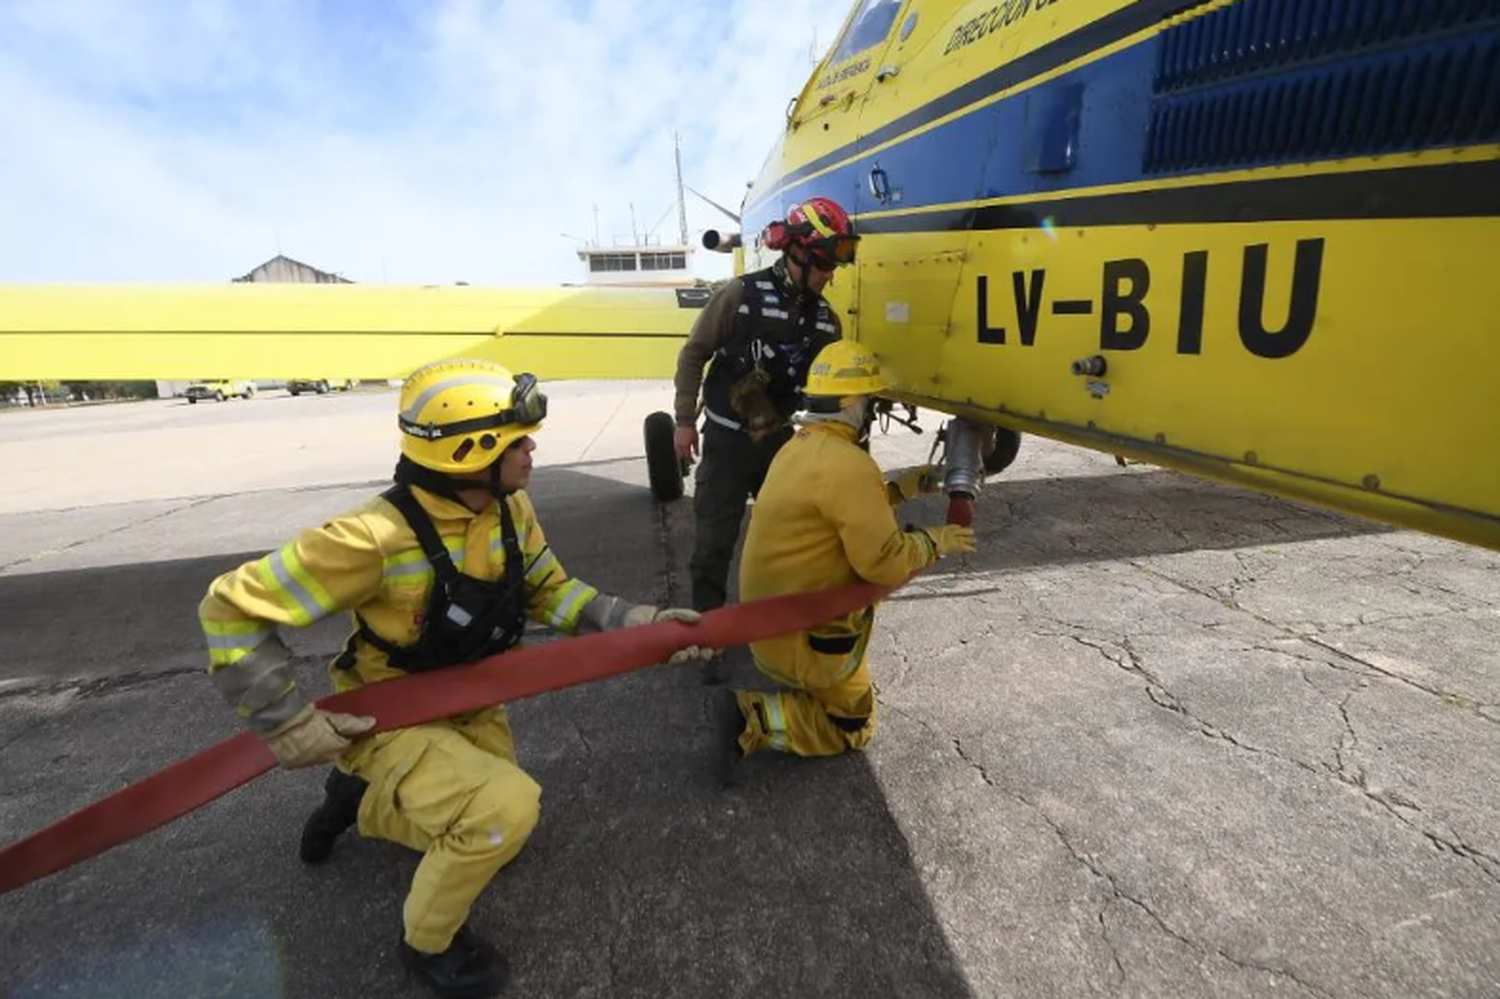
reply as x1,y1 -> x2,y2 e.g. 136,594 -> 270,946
705,339 -> 976,784
671,196 -> 857,682
199,358 -> 712,998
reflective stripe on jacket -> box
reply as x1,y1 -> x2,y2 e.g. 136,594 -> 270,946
200,485 -> 598,693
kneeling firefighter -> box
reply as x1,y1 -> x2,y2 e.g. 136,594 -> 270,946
199,358 -> 713,998
706,340 -> 977,785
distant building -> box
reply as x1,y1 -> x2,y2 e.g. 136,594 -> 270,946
157,254 -> 349,398
574,238 -> 695,288
231,253 -> 353,285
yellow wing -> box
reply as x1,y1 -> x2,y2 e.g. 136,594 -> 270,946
0,282 -> 710,381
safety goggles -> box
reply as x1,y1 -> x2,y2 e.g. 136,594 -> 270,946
400,372 -> 548,441
805,234 -> 859,270
498,372 -> 547,425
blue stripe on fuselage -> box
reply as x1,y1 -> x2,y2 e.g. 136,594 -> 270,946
744,6 -> 1500,234
744,38 -> 1160,235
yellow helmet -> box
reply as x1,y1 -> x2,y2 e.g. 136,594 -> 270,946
397,358 -> 546,474
803,339 -> 890,401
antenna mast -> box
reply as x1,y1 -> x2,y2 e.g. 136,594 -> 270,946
673,131 -> 689,246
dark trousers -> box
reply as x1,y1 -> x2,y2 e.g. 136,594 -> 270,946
689,421 -> 794,611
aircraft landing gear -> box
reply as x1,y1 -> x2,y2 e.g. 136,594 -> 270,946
928,419 -> 1024,526
983,426 -> 1022,476
644,411 -> 687,502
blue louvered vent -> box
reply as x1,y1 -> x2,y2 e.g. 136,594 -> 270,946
1144,0 -> 1500,173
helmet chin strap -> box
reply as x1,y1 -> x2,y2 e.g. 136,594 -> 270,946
487,461 -> 514,499
775,253 -> 814,302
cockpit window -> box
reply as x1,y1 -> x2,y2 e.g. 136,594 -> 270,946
829,0 -> 902,65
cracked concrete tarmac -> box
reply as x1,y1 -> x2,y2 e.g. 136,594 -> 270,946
1,384 -> 1497,999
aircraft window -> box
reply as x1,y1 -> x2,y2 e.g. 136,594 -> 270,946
829,0 -> 902,64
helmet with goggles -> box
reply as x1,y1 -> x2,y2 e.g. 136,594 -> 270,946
397,358 -> 547,474
761,196 -> 859,270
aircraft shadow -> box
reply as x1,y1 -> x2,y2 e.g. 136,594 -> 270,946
0,460 -> 1392,997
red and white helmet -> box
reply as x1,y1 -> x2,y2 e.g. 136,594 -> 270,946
761,196 -> 859,268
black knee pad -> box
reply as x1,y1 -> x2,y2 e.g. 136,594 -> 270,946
828,712 -> 871,734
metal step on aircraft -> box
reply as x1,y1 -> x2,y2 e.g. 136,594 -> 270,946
4,0 -> 1498,552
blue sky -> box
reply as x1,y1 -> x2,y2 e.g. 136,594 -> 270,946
0,0 -> 854,285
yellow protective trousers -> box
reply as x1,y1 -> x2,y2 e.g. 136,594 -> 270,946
735,622 -> 877,758
341,704 -> 541,954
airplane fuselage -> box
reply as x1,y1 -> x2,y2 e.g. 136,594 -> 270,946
736,0 -> 1500,551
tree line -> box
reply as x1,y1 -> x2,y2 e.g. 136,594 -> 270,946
0,381 -> 159,406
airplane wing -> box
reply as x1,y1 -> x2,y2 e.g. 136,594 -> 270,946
0,283 -> 712,381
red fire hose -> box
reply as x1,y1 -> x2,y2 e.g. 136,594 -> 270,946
0,578 -> 894,898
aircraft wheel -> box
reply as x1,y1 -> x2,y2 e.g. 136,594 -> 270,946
983,427 -> 1022,476
644,411 -> 685,502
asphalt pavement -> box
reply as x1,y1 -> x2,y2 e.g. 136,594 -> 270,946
1,384 -> 1497,999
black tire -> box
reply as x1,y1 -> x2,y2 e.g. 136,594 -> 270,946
188,397 -> 198,404
983,427 -> 1022,475
317,381 -> 329,394
215,391 -> 225,402
644,411 -> 685,502
289,388 -> 300,397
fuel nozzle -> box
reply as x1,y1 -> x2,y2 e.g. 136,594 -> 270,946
939,418 -> 986,526
1071,355 -> 1107,377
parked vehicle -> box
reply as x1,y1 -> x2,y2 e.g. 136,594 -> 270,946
184,379 -> 256,403
287,378 -> 355,396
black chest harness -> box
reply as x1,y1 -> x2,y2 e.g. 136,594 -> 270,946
339,483 -> 528,674
702,266 -> 838,428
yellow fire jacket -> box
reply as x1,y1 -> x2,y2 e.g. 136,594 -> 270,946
738,420 -> 938,681
201,485 -> 600,728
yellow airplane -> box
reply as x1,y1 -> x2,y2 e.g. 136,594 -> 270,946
3,0 -> 1498,554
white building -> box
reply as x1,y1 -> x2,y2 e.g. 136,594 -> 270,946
574,238 -> 695,287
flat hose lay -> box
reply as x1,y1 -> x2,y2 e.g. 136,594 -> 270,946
0,577 -> 897,898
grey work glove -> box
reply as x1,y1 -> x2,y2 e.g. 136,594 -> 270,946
886,465 -> 944,505
622,605 -> 701,627
621,605 -> 717,665
921,523 -> 977,558
260,704 -> 376,769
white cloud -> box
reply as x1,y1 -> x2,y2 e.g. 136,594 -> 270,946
0,0 -> 853,285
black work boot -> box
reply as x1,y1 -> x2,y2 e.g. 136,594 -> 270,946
298,767 -> 368,864
400,924 -> 509,998
709,687 -> 745,787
